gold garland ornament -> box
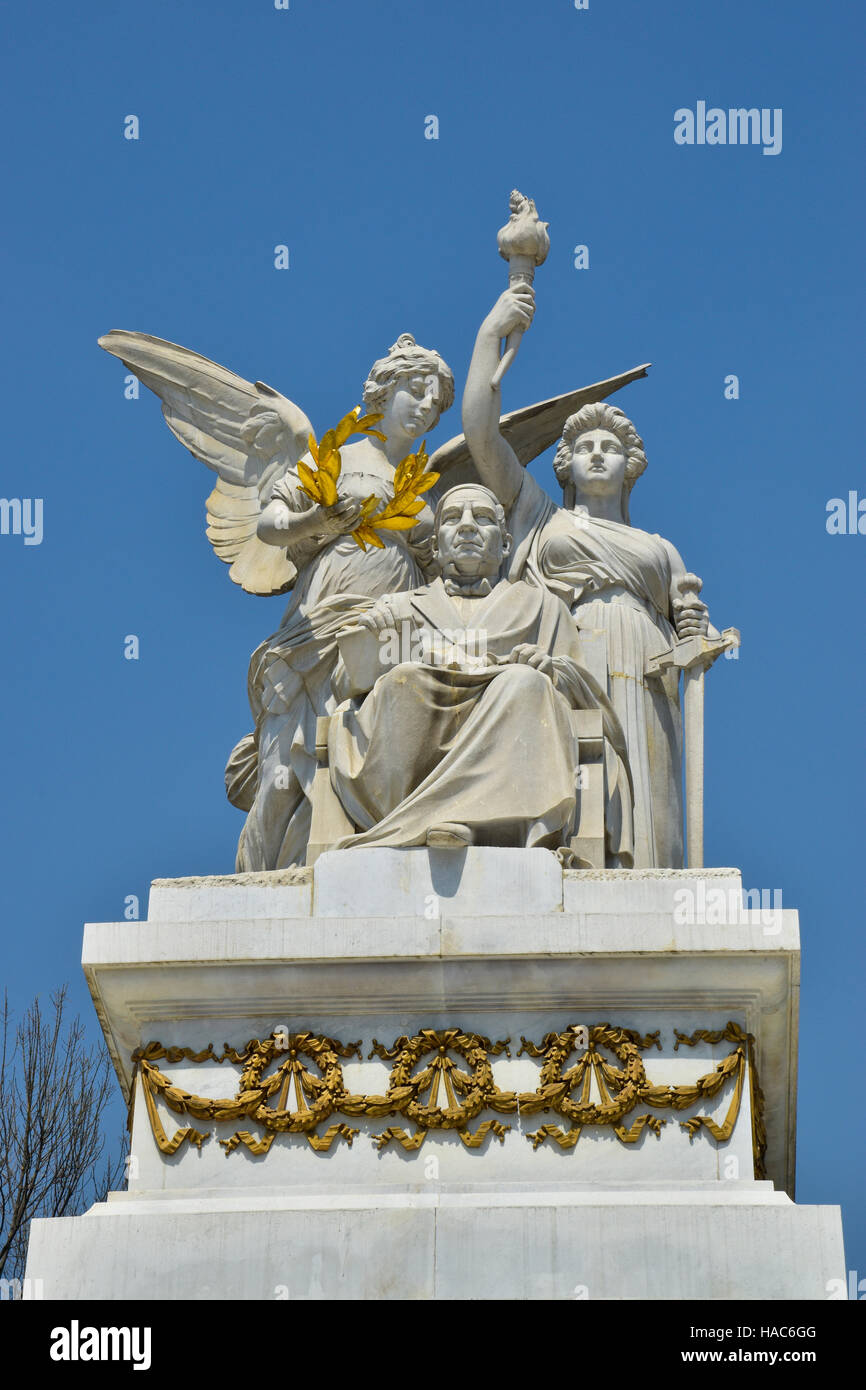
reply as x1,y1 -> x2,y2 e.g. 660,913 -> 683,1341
362,1028 -> 513,1151
516,1025 -> 666,1151
131,1021 -> 764,1171
133,1033 -> 363,1155
672,1022 -> 767,1178
296,406 -> 440,552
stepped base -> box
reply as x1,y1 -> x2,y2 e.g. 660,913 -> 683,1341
24,851 -> 846,1300
26,1186 -> 845,1300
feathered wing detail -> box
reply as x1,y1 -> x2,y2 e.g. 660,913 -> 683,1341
429,363 -> 651,489
98,331 -> 314,595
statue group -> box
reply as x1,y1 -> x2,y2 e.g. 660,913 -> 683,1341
100,193 -> 734,872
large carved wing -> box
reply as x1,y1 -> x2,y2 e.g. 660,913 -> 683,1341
98,330 -> 314,595
429,363 -> 650,488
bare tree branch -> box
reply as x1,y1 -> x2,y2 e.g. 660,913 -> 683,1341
0,986 -> 128,1287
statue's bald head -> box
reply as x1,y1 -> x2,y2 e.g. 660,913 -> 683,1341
433,484 -> 508,539
432,483 -> 511,582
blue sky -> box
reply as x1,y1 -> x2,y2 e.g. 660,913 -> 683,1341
1,0 -> 863,1285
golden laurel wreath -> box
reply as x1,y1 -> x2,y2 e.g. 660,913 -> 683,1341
296,406 -> 440,551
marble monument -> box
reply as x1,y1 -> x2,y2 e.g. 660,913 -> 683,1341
24,191 -> 845,1301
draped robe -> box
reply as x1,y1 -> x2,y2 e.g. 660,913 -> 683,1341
228,467 -> 433,870
505,471 -> 683,868
328,576 -> 633,856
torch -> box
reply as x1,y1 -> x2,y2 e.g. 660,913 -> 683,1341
490,189 -> 550,388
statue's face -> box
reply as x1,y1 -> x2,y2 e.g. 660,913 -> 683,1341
381,371 -> 442,440
569,429 -> 628,495
435,490 -> 507,578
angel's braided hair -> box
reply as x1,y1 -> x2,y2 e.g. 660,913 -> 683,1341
552,402 -> 647,522
363,333 -> 455,423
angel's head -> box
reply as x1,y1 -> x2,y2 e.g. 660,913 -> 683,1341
363,334 -> 455,443
553,402 -> 647,524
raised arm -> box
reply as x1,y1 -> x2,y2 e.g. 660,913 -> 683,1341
462,286 -> 535,512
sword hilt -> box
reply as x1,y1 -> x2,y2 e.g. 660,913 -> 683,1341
676,572 -> 703,605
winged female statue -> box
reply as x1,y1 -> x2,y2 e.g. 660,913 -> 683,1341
99,327 -> 647,869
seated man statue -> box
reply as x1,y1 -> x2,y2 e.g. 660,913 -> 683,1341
327,483 -> 634,859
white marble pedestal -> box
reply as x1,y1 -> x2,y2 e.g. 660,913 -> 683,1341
25,851 -> 846,1300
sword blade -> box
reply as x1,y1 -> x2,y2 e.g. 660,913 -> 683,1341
683,665 -> 705,868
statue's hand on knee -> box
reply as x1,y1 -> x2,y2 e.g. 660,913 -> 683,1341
503,643 -> 555,680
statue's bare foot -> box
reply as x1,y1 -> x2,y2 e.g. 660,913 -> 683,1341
426,822 -> 473,849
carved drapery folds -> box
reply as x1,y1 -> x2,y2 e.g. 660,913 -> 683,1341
132,1021 -> 765,1177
